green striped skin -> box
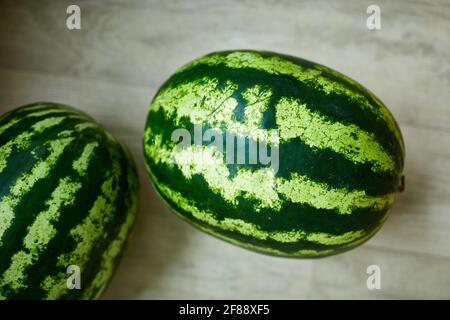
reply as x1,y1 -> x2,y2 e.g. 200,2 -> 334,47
144,50 -> 405,258
0,103 -> 139,299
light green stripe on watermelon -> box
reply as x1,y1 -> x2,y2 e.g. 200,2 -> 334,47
152,78 -> 280,145
166,200 -> 335,257
84,191 -> 137,299
275,97 -> 395,173
276,173 -> 394,214
175,146 -> 280,211
240,84 -> 272,130
0,118 -> 20,136
0,137 -> 74,244
31,117 -> 68,131
22,108 -> 78,119
16,103 -> 52,112
0,108 -> 85,137
74,122 -> 98,131
0,117 -> 67,174
151,77 -> 395,173
0,177 -> 81,291
214,214 -> 384,257
146,136 -> 395,214
167,200 -> 384,257
41,163 -> 121,299
73,142 -> 99,175
178,51 -> 403,152
156,182 -> 367,246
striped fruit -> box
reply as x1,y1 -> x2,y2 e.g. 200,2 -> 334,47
0,102 -> 139,299
144,50 -> 405,258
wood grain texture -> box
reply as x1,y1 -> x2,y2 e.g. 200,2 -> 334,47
0,0 -> 449,299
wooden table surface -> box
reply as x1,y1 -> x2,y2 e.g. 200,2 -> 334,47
1,0 -> 450,299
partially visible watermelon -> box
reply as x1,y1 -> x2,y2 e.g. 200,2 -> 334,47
0,102 -> 139,299
143,50 -> 405,258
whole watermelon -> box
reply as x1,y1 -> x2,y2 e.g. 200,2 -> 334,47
144,50 -> 405,258
0,102 -> 139,299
